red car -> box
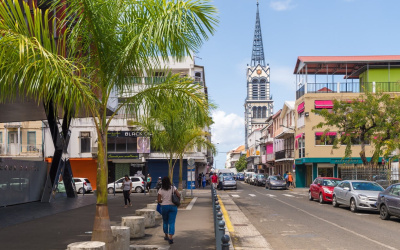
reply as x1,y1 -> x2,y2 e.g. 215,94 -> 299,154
309,177 -> 342,203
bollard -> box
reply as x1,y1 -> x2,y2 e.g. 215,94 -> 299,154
217,211 -> 223,221
221,235 -> 230,250
219,220 -> 225,236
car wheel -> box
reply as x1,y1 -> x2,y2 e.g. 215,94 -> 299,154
319,193 -> 324,204
380,205 -> 390,220
78,188 -> 83,194
135,186 -> 143,193
350,198 -> 358,213
108,187 -> 114,194
308,191 -> 313,201
332,195 -> 339,207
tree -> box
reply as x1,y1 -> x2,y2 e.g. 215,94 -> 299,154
235,155 -> 247,172
313,91 -> 400,167
0,0 -> 218,246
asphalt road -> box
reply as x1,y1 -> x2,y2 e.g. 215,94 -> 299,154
222,181 -> 400,250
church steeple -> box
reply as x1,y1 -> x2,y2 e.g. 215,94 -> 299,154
251,1 -> 265,67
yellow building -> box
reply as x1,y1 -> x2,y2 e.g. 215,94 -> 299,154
293,56 -> 400,187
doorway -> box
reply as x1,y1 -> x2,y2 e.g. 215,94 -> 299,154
8,132 -> 18,155
318,167 -> 334,177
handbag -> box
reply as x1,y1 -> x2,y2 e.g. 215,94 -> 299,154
171,186 -> 181,207
156,203 -> 162,214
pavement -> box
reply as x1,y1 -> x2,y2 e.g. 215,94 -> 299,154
0,187 -> 215,250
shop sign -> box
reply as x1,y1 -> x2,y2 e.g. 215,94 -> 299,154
330,159 -> 359,164
107,131 -> 151,138
107,153 -> 140,159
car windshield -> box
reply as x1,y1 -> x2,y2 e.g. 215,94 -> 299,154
352,182 -> 384,191
224,176 -> 234,181
270,176 -> 283,181
322,179 -> 341,187
258,175 -> 265,179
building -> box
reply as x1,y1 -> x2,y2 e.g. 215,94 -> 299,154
246,129 -> 262,172
44,56 -> 213,189
244,2 -> 273,149
293,55 -> 400,187
260,117 -> 274,175
225,145 -> 245,171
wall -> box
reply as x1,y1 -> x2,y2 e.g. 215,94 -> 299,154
147,159 -> 188,187
360,68 -> 400,92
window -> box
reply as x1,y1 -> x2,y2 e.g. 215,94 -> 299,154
343,182 -> 351,190
0,132 -> 2,144
350,136 -> 370,145
27,132 -> 36,145
315,133 -> 336,145
298,138 -> 305,158
262,107 -> 267,118
80,132 -> 91,153
389,185 -> 400,196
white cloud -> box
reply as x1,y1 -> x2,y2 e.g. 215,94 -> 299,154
270,0 -> 296,11
271,65 -> 296,91
211,110 -> 244,147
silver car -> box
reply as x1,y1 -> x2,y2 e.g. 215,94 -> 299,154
332,180 -> 384,212
221,176 -> 237,190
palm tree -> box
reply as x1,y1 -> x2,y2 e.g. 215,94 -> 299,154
0,0 -> 217,245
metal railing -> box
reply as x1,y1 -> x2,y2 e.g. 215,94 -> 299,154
211,185 -> 231,250
0,144 -> 42,156
340,166 -> 399,189
275,149 -> 294,160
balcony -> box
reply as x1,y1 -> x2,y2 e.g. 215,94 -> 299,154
296,81 -> 400,99
0,144 -> 42,157
266,153 -> 274,162
275,149 -> 294,161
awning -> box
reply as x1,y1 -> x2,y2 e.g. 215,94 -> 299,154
295,133 -> 304,139
315,100 -> 333,109
297,102 -> 305,113
315,132 -> 337,136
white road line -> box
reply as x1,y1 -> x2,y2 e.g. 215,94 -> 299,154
231,194 -> 240,198
253,189 -> 397,250
185,197 -> 197,210
266,194 -> 276,197
282,194 -> 294,197
249,194 -> 256,197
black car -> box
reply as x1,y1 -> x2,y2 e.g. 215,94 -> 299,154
376,183 -> 400,220
254,174 -> 266,186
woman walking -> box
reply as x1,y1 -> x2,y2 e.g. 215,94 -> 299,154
122,175 -> 132,208
157,177 -> 181,244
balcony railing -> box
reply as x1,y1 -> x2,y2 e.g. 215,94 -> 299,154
275,149 -> 294,160
296,81 -> 400,99
266,153 -> 274,161
0,144 -> 42,156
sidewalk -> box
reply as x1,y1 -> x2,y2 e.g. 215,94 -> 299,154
0,188 -> 215,250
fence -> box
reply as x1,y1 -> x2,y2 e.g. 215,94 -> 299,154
340,166 -> 399,189
211,185 -> 231,250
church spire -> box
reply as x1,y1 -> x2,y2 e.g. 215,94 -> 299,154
251,1 -> 265,67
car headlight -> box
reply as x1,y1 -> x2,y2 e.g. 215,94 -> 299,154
323,188 -> 332,194
358,194 -> 368,201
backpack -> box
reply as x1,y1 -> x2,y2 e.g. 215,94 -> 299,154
288,174 -> 293,182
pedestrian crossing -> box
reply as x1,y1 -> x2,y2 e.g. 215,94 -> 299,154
229,192 -> 308,199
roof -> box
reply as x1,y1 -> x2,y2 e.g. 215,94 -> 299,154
234,145 -> 245,153
294,55 -> 400,78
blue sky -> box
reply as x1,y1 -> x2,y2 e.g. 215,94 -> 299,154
196,0 -> 400,169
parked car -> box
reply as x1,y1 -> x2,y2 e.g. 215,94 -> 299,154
244,172 -> 253,183
266,175 -> 287,190
309,177 -> 342,203
332,180 -> 384,212
249,173 -> 258,185
254,174 -> 267,186
221,175 -> 237,190
376,183 -> 400,220
59,177 -> 93,194
107,176 -> 145,194
372,174 -> 391,189
236,173 -> 245,181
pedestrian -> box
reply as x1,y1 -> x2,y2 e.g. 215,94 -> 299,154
284,171 -> 288,180
157,176 -> 181,245
202,174 -> 206,188
211,173 -> 218,189
286,172 -> 293,189
156,177 -> 162,191
205,172 -> 210,186
197,174 -> 202,188
122,175 -> 132,208
218,173 -> 224,190
146,174 -> 152,192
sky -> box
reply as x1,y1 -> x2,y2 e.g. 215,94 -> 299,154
195,0 -> 400,169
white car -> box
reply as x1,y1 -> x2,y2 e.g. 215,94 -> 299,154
73,177 -> 93,194
107,176 -> 145,194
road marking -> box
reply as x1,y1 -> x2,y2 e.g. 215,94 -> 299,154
231,194 -> 240,198
282,194 -> 294,197
249,194 -> 256,197
217,195 -> 234,233
253,189 -> 397,250
185,197 -> 197,210
266,194 -> 276,197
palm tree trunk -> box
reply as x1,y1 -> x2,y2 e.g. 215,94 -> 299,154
91,127 -> 113,247
178,155 -> 183,190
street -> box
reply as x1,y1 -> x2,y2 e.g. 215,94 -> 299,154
222,181 -> 400,250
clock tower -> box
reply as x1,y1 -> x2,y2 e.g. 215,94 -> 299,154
244,2 -> 273,148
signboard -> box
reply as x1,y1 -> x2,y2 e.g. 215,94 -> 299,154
107,131 -> 151,138
107,153 -> 140,159
137,137 -> 150,153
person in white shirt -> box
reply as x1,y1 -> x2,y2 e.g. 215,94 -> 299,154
122,175 -> 132,208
